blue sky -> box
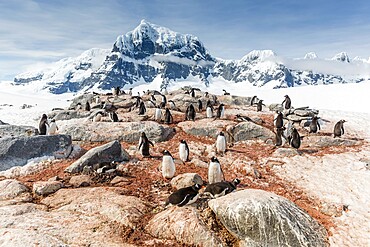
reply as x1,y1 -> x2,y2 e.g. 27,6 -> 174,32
1,0 -> 370,81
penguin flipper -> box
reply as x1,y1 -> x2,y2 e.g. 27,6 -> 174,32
177,194 -> 191,207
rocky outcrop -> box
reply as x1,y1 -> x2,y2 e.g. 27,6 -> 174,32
0,179 -> 30,201
65,140 -> 129,174
170,173 -> 203,190
0,125 -> 38,138
33,181 -> 63,196
208,189 -> 328,247
0,135 -> 72,171
146,206 -> 223,246
58,120 -> 174,143
231,121 -> 274,142
49,110 -> 92,121
178,119 -> 235,139
305,136 -> 361,148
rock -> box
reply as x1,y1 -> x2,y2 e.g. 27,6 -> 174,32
286,114 -> 310,123
69,175 -> 92,187
218,95 -> 253,106
0,125 -> 39,138
68,93 -> 95,109
190,158 -> 208,168
58,120 -> 174,143
305,136 -> 361,148
49,110 -> 92,121
0,179 -> 30,200
178,119 -> 235,138
273,148 -> 300,157
268,103 -> 284,112
110,176 -> 130,185
208,189 -> 328,247
146,206 -> 223,246
0,135 -> 72,171
33,181 -> 63,196
65,140 -> 129,174
231,121 -> 274,142
171,173 -> 203,189
293,108 -> 319,117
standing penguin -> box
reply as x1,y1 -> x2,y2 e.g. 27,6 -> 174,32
282,95 -> 292,109
138,101 -> 146,115
222,89 -> 230,95
168,100 -> 177,110
164,108 -> 174,124
154,106 -> 162,122
138,132 -> 154,157
274,111 -> 284,128
185,104 -> 196,121
290,128 -> 301,149
190,88 -> 196,97
110,111 -> 119,122
204,178 -> 240,198
208,157 -> 224,184
216,103 -> 225,119
255,100 -> 265,112
206,100 -> 213,118
95,96 -> 101,104
250,95 -> 258,106
128,88 -> 133,96
179,140 -> 190,162
47,119 -> 58,135
309,116 -> 321,133
275,127 -> 286,146
85,101 -> 91,111
198,99 -> 203,112
216,132 -> 227,155
39,114 -> 48,135
165,184 -> 201,207
161,150 -> 176,179
333,120 -> 346,138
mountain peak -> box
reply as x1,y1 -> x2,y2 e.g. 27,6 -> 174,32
331,52 -> 350,63
240,50 -> 276,62
304,52 -> 318,60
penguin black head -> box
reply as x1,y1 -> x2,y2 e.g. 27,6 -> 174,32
180,139 -> 187,144
219,103 -> 225,107
341,119 -> 346,123
192,183 -> 202,191
219,132 -> 224,136
141,132 -> 147,138
284,95 -> 290,98
211,156 -> 219,163
50,119 -> 56,123
41,114 -> 48,120
233,178 -> 241,185
163,150 -> 172,156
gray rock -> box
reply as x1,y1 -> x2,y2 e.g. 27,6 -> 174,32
231,122 -> 274,142
269,103 -> 284,112
65,140 -> 129,174
0,135 -> 72,171
178,119 -> 235,139
273,148 -> 300,157
0,120 -> 8,125
0,179 -> 30,200
0,125 -> 38,138
68,93 -> 95,109
33,181 -> 63,196
286,114 -> 310,123
58,120 -> 174,143
208,189 -> 328,247
171,173 -> 203,190
305,136 -> 361,148
218,95 -> 253,106
49,110 -> 92,121
69,175 -> 93,187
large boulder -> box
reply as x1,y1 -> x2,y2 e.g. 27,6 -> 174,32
0,125 -> 38,138
170,173 -> 203,190
49,110 -> 92,121
146,206 -> 223,246
305,136 -> 361,148
58,120 -> 174,143
208,189 -> 328,247
0,135 -> 72,171
33,181 -> 63,196
65,140 -> 129,174
0,179 -> 30,201
178,119 -> 235,139
231,122 -> 274,142
218,95 -> 253,106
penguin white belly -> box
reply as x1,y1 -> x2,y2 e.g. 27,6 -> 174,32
220,108 -> 225,118
208,162 -> 222,184
216,136 -> 226,153
170,102 -> 176,110
47,123 -> 58,135
162,156 -> 175,178
214,188 -> 228,198
137,137 -> 143,151
206,107 -> 213,118
95,97 -> 101,104
155,108 -> 162,121
179,143 -> 188,162
186,193 -> 199,205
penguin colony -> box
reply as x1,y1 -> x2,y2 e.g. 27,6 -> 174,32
37,87 -> 350,208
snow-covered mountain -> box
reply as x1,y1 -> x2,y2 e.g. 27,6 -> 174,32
13,20 -> 370,94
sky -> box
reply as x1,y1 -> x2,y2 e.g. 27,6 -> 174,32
1,0 -> 370,81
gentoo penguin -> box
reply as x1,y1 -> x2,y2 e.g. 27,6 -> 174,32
250,95 -> 258,106
85,101 -> 91,111
75,103 -> 82,111
236,114 -> 254,123
168,100 -> 177,111
204,92 -> 209,98
309,116 -> 321,133
255,100 -> 265,112
128,88 -> 133,96
179,140 -> 190,162
160,94 -> 167,106
284,120 -> 293,144
216,104 -> 225,119
206,100 -> 213,118
109,111 -> 119,122
95,96 -> 101,104
151,94 -> 157,103
282,95 -> 292,109
216,132 -> 227,155
134,96 -> 142,108
138,132 -> 154,157
161,150 -> 176,179
165,184 -> 201,207
138,101 -> 146,115
39,114 -> 48,135
290,127 -> 301,149
185,104 -> 196,121
190,88 -> 196,97
274,111 -> 284,128
333,120 -> 346,138
204,178 -> 240,198
47,119 -> 58,135
93,112 -> 103,122
222,89 -> 230,95
164,108 -> 174,124
275,127 -> 286,146
208,157 -> 224,184
198,99 -> 203,112
154,106 -> 162,122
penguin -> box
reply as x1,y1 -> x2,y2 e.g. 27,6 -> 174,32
204,92 -> 209,98
274,111 -> 284,128
75,103 -> 82,111
168,100 -> 177,110
190,88 -> 196,97
164,108 -> 174,124
115,86 -> 121,96
85,101 -> 91,111
255,100 -> 265,112
216,103 -> 225,119
222,89 -> 230,95
95,96 -> 101,104
138,101 -> 146,115
154,106 -> 162,122
128,88 -> 133,96
39,114 -> 48,135
179,139 -> 190,162
185,104 -> 196,121
284,120 -> 293,144
133,96 -> 142,108
161,150 -> 176,179
110,111 -> 119,122
309,116 -> 321,133
138,132 -> 154,157
216,132 -> 227,155
275,127 -> 286,146
212,95 -> 218,105
206,100 -> 213,118
282,95 -> 292,109
250,95 -> 258,106
198,99 -> 203,112
165,184 -> 201,207
333,120 -> 346,138
236,114 -> 254,123
208,157 -> 224,184
290,127 -> 301,149
151,94 -> 157,102
204,178 -> 240,198
47,119 -> 58,135
93,112 -> 103,122
161,94 -> 167,106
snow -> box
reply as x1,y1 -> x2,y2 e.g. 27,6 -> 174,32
1,77 -> 370,246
